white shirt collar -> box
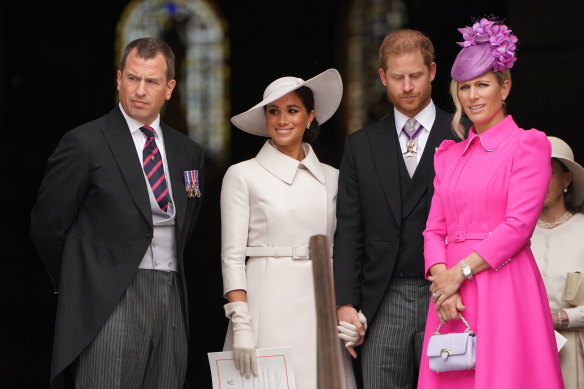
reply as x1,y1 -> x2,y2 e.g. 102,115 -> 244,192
119,103 -> 162,139
394,100 -> 436,135
254,140 -> 325,185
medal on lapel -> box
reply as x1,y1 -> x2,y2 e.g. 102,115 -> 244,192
184,170 -> 201,198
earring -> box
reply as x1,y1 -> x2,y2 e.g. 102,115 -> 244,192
564,186 -> 568,193
306,122 -> 311,130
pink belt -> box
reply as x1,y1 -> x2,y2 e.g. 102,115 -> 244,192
446,231 -> 491,244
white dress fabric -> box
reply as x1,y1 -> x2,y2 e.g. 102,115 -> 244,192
221,140 -> 356,389
531,211 -> 584,389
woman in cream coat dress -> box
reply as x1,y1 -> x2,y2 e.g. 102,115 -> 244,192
531,136 -> 584,389
221,69 -> 356,389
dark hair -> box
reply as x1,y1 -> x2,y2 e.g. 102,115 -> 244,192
555,158 -> 583,213
293,86 -> 320,144
120,38 -> 175,81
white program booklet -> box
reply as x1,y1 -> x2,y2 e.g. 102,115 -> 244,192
555,330 -> 567,352
208,347 -> 296,389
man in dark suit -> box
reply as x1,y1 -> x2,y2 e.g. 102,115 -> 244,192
30,38 -> 204,388
334,30 -> 457,388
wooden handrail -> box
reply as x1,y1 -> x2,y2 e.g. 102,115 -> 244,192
310,235 -> 344,389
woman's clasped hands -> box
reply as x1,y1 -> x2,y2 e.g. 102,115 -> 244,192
428,263 -> 466,323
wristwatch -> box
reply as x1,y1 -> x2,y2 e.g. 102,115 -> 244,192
460,259 -> 474,279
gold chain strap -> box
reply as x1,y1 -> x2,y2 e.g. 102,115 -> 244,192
434,314 -> 475,335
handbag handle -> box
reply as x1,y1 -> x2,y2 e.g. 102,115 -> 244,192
434,314 -> 475,335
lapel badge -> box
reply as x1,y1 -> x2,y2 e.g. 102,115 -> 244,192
184,170 -> 201,198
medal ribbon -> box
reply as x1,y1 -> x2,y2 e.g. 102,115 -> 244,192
402,123 -> 423,141
184,170 -> 200,197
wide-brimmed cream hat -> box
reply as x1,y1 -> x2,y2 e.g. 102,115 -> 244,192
548,136 -> 584,209
231,68 -> 343,137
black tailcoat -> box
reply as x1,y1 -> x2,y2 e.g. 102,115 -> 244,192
30,106 -> 204,386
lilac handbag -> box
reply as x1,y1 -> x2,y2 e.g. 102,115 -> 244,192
427,314 -> 476,372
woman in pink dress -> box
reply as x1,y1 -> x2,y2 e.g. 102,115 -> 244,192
417,17 -> 564,388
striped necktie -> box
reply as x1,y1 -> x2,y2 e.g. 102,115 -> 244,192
140,126 -> 171,213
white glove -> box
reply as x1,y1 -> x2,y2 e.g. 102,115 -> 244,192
224,301 -> 258,378
337,310 -> 367,348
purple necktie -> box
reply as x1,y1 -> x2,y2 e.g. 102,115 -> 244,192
140,126 -> 171,213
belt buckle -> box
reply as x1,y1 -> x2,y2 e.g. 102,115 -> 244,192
454,231 -> 466,242
292,245 -> 309,260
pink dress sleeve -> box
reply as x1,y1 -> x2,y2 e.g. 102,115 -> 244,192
423,139 -> 457,276
474,130 -> 551,269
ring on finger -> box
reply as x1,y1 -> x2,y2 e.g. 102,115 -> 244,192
432,292 -> 441,298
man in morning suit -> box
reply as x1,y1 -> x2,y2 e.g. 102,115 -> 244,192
334,29 -> 458,388
30,38 -> 204,388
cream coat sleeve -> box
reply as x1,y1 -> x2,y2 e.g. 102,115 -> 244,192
221,164 -> 251,295
532,213 -> 584,329
565,305 -> 584,329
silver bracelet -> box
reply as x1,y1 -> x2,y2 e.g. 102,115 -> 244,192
557,311 -> 563,328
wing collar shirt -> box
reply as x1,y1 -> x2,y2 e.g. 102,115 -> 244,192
394,100 -> 436,163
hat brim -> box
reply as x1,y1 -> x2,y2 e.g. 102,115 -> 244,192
231,68 -> 343,137
549,136 -> 584,210
555,157 -> 584,210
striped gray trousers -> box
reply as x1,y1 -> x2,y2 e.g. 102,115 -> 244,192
75,269 -> 187,389
360,277 -> 430,389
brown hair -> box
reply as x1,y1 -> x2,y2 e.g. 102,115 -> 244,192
450,69 -> 512,139
293,86 -> 320,144
378,29 -> 435,70
119,38 -> 175,81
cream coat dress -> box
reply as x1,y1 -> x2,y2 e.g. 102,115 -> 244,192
221,140 -> 356,389
532,212 -> 584,389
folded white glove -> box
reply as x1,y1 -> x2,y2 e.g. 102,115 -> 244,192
337,310 -> 368,348
224,301 -> 258,378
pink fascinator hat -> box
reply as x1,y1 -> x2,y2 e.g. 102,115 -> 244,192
451,17 -> 519,82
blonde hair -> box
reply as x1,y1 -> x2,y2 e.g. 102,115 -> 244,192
450,69 -> 512,139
